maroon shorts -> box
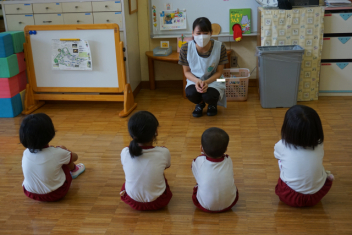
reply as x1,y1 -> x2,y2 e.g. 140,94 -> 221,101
23,164 -> 72,202
120,179 -> 173,211
192,186 -> 239,213
275,178 -> 332,207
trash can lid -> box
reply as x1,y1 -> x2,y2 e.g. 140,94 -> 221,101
256,45 -> 305,55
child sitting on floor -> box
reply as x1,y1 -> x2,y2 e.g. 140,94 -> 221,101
274,105 -> 334,207
192,127 -> 239,212
20,113 -> 85,202
120,111 -> 172,210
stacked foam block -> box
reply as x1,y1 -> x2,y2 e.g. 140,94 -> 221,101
0,31 -> 26,118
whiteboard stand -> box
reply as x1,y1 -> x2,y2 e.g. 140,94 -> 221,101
22,24 -> 137,117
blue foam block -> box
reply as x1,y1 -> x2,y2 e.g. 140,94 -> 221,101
0,93 -> 23,118
0,34 -> 14,58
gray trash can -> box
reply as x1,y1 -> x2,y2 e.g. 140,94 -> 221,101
256,45 -> 304,108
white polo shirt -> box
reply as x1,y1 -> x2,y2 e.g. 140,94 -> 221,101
121,146 -> 171,203
274,140 -> 327,194
22,147 -> 72,194
192,154 -> 237,211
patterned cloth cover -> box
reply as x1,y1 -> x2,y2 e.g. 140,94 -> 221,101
260,7 -> 325,101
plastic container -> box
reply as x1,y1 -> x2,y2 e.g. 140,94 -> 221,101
256,45 -> 304,108
153,46 -> 172,57
223,68 -> 250,101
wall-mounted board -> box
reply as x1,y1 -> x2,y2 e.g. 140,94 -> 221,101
149,0 -> 260,38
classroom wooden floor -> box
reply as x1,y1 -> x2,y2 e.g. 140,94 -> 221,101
0,88 -> 351,235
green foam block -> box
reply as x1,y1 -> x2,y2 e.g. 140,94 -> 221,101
6,31 -> 25,53
0,54 -> 19,78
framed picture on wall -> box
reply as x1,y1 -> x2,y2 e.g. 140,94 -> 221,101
129,0 -> 138,14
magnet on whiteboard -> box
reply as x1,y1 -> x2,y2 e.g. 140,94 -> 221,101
33,31 -> 37,35
183,9 -> 186,12
29,31 -> 33,35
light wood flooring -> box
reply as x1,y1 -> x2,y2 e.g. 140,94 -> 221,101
0,88 -> 351,235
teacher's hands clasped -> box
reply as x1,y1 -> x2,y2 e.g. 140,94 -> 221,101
195,79 -> 208,93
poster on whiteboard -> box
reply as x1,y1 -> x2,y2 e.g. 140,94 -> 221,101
160,10 -> 187,30
52,39 -> 92,70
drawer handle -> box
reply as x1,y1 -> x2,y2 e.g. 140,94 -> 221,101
105,5 -> 108,8
75,6 -> 78,8
19,22 -> 23,24
106,19 -> 110,22
77,20 -> 80,23
46,7 -> 49,9
43,21 -> 52,23
17,8 -> 20,10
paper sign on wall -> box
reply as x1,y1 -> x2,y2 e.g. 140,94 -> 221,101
160,9 -> 187,30
52,39 -> 92,71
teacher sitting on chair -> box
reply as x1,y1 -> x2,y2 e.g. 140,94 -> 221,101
179,17 -> 228,117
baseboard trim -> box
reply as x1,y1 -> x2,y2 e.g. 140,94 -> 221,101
141,80 -> 183,89
133,82 -> 142,97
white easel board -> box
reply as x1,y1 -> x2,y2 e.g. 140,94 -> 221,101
30,29 -> 119,88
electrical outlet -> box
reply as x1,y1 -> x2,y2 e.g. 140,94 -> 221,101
230,56 -> 237,67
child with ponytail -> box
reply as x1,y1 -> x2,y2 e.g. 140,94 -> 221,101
120,111 -> 172,210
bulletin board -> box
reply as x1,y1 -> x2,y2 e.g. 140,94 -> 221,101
23,24 -> 137,117
149,0 -> 261,38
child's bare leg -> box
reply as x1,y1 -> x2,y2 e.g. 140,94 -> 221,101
68,161 -> 76,171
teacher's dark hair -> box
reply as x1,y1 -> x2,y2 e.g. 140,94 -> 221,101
281,105 -> 324,149
128,111 -> 159,158
19,113 -> 56,153
193,17 -> 212,33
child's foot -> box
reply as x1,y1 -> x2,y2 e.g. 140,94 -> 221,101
326,170 -> 334,181
71,163 -> 85,179
193,103 -> 205,117
207,105 -> 217,116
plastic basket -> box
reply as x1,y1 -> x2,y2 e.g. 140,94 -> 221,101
223,68 -> 250,101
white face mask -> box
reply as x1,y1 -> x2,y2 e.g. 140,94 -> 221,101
193,34 -> 211,47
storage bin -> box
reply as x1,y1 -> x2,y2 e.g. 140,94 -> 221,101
223,68 -> 250,101
256,45 -> 304,108
153,46 -> 172,57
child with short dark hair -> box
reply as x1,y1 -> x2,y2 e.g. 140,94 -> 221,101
120,111 -> 172,211
275,105 -> 333,207
192,127 -> 238,212
20,113 -> 85,202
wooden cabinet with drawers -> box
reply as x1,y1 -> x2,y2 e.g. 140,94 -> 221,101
34,13 -> 64,25
4,3 -> 33,14
62,2 -> 92,13
92,1 -> 122,12
33,3 -> 63,14
319,7 -> 352,96
63,13 -> 94,24
6,14 -> 34,31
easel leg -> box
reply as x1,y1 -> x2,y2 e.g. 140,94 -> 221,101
119,83 -> 137,117
22,84 -> 45,115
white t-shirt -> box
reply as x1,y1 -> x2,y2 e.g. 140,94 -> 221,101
274,140 -> 327,194
22,147 -> 72,194
192,154 -> 237,211
121,146 -> 171,203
